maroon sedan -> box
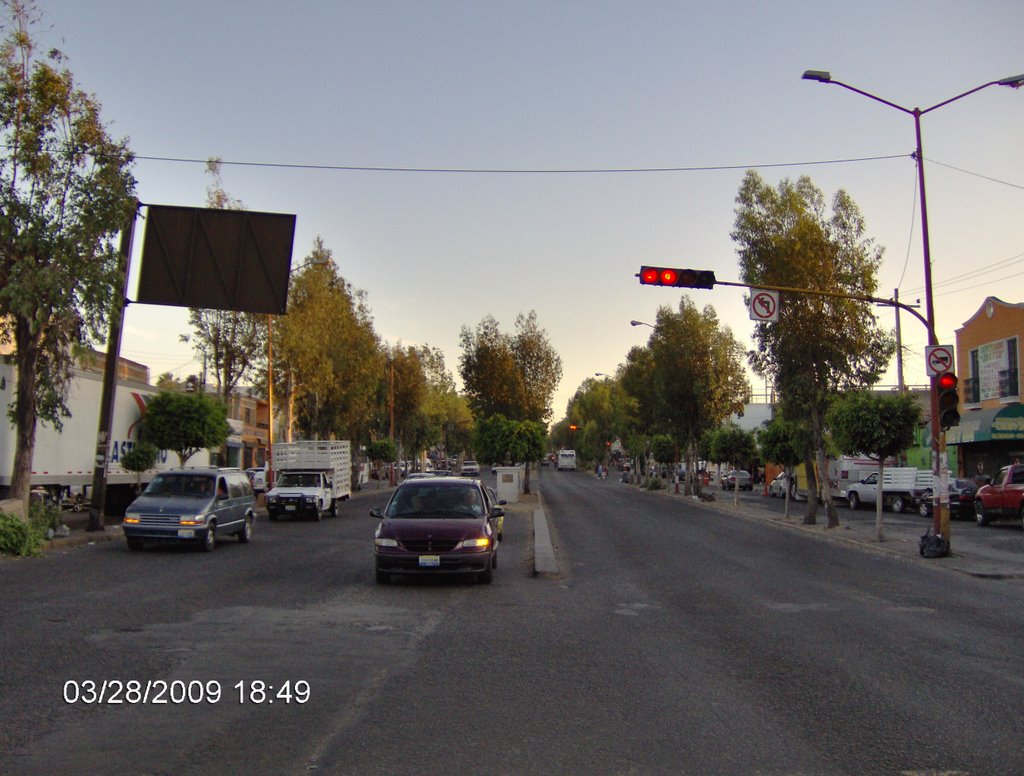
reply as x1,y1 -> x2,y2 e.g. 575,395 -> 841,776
371,478 -> 503,584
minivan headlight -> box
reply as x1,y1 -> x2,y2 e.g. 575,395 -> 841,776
179,514 -> 205,526
458,537 -> 491,550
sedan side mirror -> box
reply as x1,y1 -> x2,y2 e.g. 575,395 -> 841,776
370,507 -> 383,519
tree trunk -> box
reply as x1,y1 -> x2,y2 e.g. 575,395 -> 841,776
523,461 -> 531,494
802,453 -> 818,525
810,403 -> 840,528
9,335 -> 41,509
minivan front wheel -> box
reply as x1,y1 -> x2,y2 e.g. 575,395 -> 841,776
201,524 -> 216,552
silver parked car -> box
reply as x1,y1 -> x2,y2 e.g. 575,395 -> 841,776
722,469 -> 753,491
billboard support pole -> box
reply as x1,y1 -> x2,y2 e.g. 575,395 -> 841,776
87,203 -> 139,531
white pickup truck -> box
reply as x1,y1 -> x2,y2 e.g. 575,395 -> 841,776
265,441 -> 351,521
845,468 -> 933,514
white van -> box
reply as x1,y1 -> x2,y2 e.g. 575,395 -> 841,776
557,450 -> 577,471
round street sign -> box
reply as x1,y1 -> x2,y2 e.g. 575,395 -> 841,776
749,290 -> 780,322
925,345 -> 954,377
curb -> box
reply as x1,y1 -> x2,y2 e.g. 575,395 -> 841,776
531,490 -> 558,576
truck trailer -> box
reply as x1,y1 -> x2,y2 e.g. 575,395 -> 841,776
0,362 -> 208,513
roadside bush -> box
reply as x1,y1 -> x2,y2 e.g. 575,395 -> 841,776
643,476 -> 665,491
29,496 -> 62,533
0,512 -> 44,557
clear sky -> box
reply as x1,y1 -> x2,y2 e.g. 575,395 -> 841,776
31,0 -> 1024,422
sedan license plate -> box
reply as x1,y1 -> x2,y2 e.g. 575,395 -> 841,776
418,555 -> 441,567
285,505 -> 297,511
177,529 -> 195,538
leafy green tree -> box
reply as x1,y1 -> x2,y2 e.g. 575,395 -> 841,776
276,238 -> 382,441
120,441 -> 159,494
473,414 -> 512,465
141,391 -> 229,466
621,301 -> 749,494
650,435 -> 675,470
827,391 -> 921,541
0,1 -> 137,502
733,171 -> 895,527
710,424 -> 758,505
367,438 -> 396,482
757,416 -> 805,516
564,375 -> 636,466
459,311 -> 562,424
473,415 -> 546,493
183,158 -> 266,401
512,311 -> 563,424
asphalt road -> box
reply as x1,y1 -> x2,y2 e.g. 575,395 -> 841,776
3,469 -> 1024,775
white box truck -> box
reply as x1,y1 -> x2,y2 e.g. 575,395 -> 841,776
266,440 -> 351,521
557,449 -> 577,471
0,362 -> 206,513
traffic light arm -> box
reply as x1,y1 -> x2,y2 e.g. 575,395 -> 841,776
712,279 -> 934,342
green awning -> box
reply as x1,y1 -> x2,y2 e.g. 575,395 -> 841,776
947,403 -> 1024,444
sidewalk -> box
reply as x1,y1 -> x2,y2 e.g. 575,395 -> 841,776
667,483 -> 1024,580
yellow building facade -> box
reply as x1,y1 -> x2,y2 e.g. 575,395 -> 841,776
949,297 -> 1024,479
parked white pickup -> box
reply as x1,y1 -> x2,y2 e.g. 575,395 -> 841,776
845,468 -> 933,514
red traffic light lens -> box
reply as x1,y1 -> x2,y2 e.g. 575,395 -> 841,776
937,372 -> 957,390
640,268 -> 660,284
659,269 -> 678,285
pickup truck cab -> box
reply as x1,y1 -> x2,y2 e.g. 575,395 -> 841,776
974,464 -> 1024,527
265,470 -> 335,521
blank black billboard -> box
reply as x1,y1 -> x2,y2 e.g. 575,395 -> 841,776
137,205 -> 296,314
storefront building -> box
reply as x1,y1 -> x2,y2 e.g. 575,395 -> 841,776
948,297 -> 1024,480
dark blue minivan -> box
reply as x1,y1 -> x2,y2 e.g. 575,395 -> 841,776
122,468 -> 255,552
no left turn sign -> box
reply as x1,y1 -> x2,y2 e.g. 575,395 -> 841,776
749,290 -> 780,322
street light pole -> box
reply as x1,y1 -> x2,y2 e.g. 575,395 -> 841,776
803,69 -> 1024,546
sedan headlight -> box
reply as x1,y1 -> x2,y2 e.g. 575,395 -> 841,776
375,537 -> 398,548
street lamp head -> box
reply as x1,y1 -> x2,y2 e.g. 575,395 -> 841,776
998,73 -> 1024,88
802,70 -> 832,83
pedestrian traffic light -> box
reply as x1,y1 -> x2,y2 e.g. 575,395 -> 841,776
937,372 -> 960,430
637,266 -> 716,289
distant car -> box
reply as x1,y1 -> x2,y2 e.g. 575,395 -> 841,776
918,478 -> 978,519
768,472 -> 792,498
722,470 -> 753,491
371,477 -> 503,584
460,460 -> 481,476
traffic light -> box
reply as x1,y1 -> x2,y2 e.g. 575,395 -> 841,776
937,372 -> 960,430
637,266 -> 716,289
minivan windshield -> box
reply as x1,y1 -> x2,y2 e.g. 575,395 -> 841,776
144,474 -> 215,498
386,485 -> 484,519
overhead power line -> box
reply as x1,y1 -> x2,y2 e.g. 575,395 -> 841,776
134,153 -> 909,175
